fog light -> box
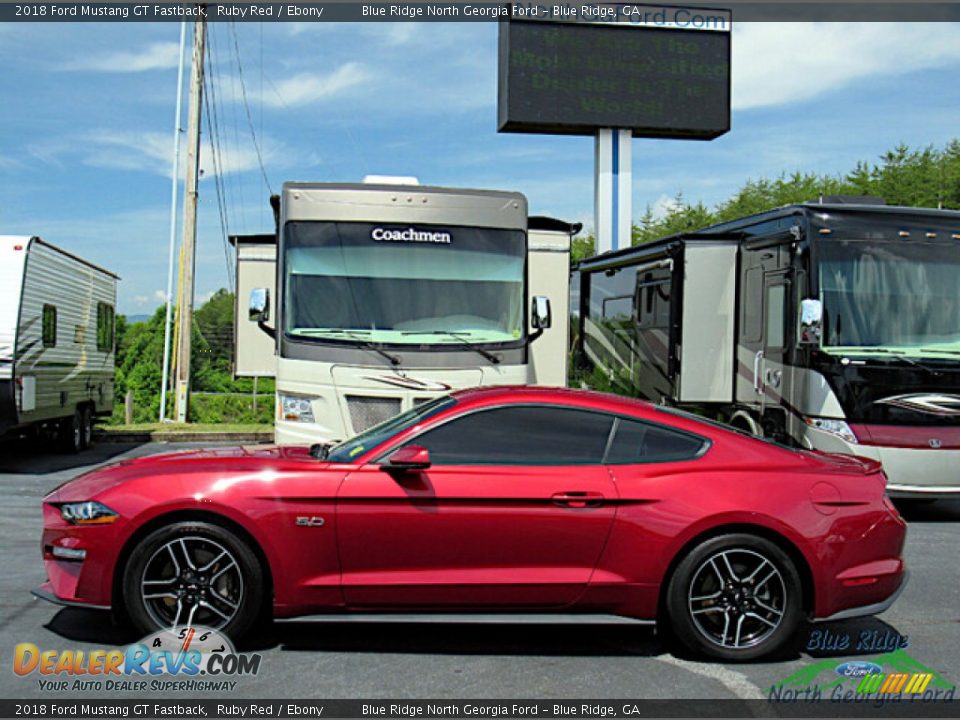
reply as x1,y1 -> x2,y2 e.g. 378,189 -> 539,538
52,546 -> 87,561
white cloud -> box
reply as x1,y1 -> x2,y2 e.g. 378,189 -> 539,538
153,289 -> 169,302
74,130 -> 287,179
733,22 -> 960,110
59,41 -> 182,73
648,194 -> 681,221
218,63 -> 369,108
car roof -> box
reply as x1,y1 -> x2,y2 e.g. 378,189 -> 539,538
449,385 -> 657,415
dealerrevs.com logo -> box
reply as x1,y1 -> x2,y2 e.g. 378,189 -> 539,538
13,626 -> 261,692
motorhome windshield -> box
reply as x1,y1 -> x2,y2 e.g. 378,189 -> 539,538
819,238 -> 960,356
284,221 -> 525,347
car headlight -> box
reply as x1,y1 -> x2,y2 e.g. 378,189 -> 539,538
60,501 -> 118,525
279,393 -> 316,423
804,417 -> 858,445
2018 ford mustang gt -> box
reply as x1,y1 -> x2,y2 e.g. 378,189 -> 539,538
36,386 -> 907,660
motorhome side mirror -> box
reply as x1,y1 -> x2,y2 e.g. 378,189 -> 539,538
531,296 -> 552,330
249,288 -> 270,323
799,298 -> 823,345
386,444 -> 431,471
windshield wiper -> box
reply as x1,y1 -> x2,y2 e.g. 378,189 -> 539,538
297,329 -> 401,366
840,348 -> 942,377
921,348 -> 960,356
401,330 -> 500,364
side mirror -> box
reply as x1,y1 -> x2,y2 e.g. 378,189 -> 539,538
249,288 -> 270,322
799,298 -> 823,345
531,295 -> 552,330
386,444 -> 431,471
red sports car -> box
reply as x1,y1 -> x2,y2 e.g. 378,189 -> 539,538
36,386 -> 907,660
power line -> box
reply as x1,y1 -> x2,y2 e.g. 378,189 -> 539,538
228,21 -> 273,196
203,26 -> 235,294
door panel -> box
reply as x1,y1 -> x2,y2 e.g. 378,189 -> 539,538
336,463 -> 617,608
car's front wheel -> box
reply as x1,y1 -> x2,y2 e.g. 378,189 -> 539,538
122,521 -> 264,640
666,533 -> 803,661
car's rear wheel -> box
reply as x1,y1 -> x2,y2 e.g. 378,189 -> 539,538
666,533 -> 802,661
122,521 -> 264,641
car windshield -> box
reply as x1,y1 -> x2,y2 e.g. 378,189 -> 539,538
284,221 -> 525,347
326,396 -> 457,463
819,238 -> 960,358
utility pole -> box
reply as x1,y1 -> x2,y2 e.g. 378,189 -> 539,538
159,20 -> 187,423
174,12 -> 206,424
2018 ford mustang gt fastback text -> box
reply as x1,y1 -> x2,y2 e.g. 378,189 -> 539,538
36,386 -> 908,660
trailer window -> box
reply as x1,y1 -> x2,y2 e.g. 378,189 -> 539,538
42,305 -> 57,347
97,302 -> 115,352
765,284 -> 786,351
741,268 -> 762,342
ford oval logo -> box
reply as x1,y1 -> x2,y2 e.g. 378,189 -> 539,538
929,439 -> 942,449
836,661 -> 884,677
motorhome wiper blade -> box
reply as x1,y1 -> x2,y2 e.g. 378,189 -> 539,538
401,330 -> 500,364
921,348 -> 960,356
298,329 -> 401,366
841,348 -> 942,376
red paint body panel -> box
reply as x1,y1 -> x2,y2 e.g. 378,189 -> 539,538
852,423 -> 960,449
40,387 -> 907,624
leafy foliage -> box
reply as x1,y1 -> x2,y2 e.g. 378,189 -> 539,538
572,139 -> 960,257
110,292 -> 274,425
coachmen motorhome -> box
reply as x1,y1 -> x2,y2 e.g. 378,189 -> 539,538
574,199 -> 960,499
234,181 -> 576,446
0,236 -> 117,451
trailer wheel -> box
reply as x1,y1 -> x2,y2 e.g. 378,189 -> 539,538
58,410 -> 83,454
80,407 -> 94,450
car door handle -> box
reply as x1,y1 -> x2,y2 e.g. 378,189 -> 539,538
551,491 -> 605,508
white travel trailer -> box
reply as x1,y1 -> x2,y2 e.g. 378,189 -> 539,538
0,236 -> 117,451
232,181 -> 575,446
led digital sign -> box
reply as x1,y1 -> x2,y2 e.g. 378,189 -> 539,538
498,17 -> 731,139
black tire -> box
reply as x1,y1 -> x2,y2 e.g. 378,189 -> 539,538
80,407 -> 94,450
122,521 -> 264,642
666,533 -> 803,661
58,410 -> 83,454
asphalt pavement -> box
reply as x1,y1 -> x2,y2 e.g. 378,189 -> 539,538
1,440 -> 958,703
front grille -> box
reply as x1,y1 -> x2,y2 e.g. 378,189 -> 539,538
346,395 -> 402,433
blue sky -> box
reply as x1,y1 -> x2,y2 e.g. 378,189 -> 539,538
1,21 -> 959,313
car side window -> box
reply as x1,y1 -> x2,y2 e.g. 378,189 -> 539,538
605,418 -> 707,464
408,405 -> 614,466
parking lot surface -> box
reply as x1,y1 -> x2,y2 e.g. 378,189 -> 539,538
2,440 -> 958,701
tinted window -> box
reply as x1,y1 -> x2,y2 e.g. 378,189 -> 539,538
327,396 -> 457,463
97,302 -> 115,352
408,405 -> 614,465
42,305 -> 57,347
605,418 -> 707,464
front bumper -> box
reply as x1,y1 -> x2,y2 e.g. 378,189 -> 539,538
32,582 -> 111,611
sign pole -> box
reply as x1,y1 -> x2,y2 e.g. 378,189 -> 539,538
594,128 -> 632,255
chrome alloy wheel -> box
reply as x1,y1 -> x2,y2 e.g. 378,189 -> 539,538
687,548 -> 787,650
140,536 -> 244,630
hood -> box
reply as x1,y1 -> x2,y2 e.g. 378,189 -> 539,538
47,444 -> 317,502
